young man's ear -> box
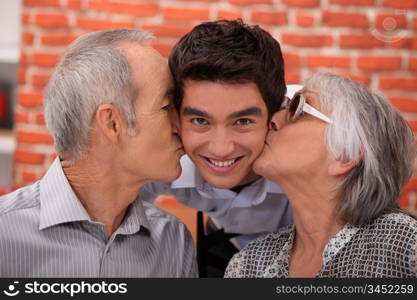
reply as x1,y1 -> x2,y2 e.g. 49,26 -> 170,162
94,104 -> 123,142
328,159 -> 357,176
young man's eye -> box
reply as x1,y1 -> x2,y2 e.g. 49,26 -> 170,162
235,118 -> 253,126
191,118 -> 208,126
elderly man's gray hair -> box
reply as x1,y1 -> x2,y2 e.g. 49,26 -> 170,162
44,29 -> 153,160
304,72 -> 416,226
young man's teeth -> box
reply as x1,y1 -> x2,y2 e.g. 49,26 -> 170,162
209,158 -> 236,167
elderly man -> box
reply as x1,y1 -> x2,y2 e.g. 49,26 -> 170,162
0,29 -> 197,277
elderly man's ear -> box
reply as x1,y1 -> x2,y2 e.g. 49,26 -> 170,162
328,159 -> 357,176
94,104 -> 124,142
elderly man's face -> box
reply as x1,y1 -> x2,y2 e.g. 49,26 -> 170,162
120,43 -> 184,183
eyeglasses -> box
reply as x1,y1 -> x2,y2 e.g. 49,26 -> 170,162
280,93 -> 332,124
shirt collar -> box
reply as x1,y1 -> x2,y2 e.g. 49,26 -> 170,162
39,158 -> 91,230
117,195 -> 151,235
39,158 -> 151,233
321,223 -> 359,266
263,223 -> 360,277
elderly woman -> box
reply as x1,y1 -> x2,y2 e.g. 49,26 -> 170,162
225,72 -> 417,278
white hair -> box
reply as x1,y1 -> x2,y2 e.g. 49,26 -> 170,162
304,72 -> 415,226
44,29 -> 153,160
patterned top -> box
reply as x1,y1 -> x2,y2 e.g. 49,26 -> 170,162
225,213 -> 417,278
0,158 -> 198,277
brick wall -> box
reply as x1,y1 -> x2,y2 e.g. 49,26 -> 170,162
15,0 -> 417,213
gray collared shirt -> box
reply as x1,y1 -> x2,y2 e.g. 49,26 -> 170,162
0,158 -> 198,277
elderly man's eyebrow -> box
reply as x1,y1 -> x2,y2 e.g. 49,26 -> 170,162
182,107 -> 211,118
228,107 -> 262,119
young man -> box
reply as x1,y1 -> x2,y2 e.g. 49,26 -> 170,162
140,20 -> 301,276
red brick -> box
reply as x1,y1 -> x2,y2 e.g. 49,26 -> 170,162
400,178 -> 417,208
383,0 -> 417,9
33,53 -> 60,67
152,42 -> 174,57
14,112 -> 30,124
387,37 -> 416,50
76,18 -> 134,30
408,120 -> 417,131
35,13 -> 69,28
413,18 -> 417,30
22,13 -> 30,25
21,171 -> 37,182
307,55 -> 351,68
390,96 -> 417,113
357,56 -> 402,71
340,34 -> 385,48
251,11 -> 287,26
380,77 -> 417,91
36,113 -> 46,125
282,33 -> 333,47
89,1 -> 158,17
285,71 -> 301,84
283,53 -> 301,68
22,32 -> 34,45
376,14 -> 407,30
18,92 -> 43,107
296,13 -> 314,27
17,131 -> 54,145
330,0 -> 374,5
41,33 -> 78,46
20,52 -> 28,66
67,0 -> 82,10
409,58 -> 417,71
340,73 -> 371,86
141,24 -> 192,38
217,10 -> 243,20
164,8 -> 209,21
23,0 -> 60,6
228,0 -> 272,4
32,74 -> 51,88
18,68 -> 26,85
322,11 -> 368,28
283,0 -> 319,7
14,150 -> 45,165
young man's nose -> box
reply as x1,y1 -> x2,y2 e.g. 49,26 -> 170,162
208,132 -> 235,158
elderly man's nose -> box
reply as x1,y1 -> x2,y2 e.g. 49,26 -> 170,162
269,120 -> 278,131
170,109 -> 181,134
270,110 -> 288,130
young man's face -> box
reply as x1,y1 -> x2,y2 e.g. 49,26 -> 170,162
180,80 -> 269,189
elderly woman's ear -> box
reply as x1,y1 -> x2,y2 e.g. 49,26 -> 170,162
327,159 -> 357,176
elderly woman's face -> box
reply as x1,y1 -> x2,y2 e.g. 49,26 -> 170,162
253,91 -> 333,183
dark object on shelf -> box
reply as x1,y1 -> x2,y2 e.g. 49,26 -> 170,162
196,211 -> 240,277
0,83 -> 12,129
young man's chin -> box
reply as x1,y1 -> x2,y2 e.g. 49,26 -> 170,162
202,174 -> 245,190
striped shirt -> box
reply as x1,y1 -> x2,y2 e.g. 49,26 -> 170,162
0,158 -> 198,278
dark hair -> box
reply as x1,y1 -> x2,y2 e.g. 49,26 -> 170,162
168,19 -> 286,120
